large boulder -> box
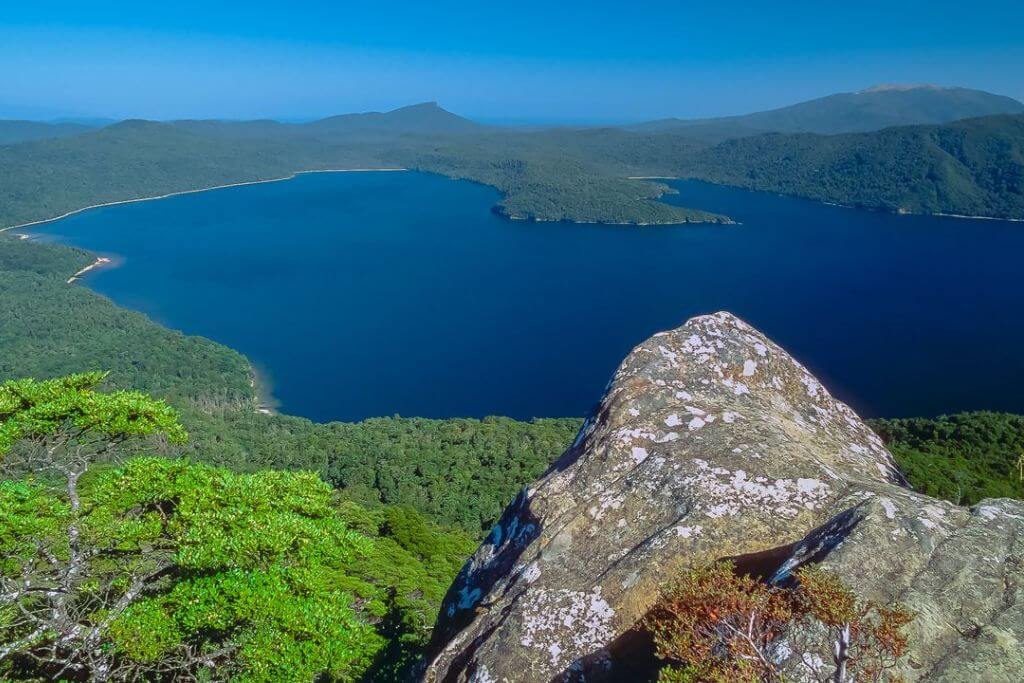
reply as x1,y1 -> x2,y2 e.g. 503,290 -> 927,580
424,312 -> 1024,682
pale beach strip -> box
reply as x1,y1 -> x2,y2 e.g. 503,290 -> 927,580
67,257 -> 113,284
0,168 -> 407,233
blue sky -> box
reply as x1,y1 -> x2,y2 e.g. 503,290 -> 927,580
2,1 -> 1022,122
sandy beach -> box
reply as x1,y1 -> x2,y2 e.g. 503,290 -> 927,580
67,256 -> 113,283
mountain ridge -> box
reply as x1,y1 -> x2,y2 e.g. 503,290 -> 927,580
0,119 -> 97,145
630,84 -> 1024,139
674,112 -> 1024,220
307,101 -> 481,134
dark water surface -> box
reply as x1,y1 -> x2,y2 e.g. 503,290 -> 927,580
32,171 -> 1024,421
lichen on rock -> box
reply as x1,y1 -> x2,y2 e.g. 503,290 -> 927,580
424,312 -> 1024,682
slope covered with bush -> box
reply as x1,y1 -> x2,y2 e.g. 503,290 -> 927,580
677,114 -> 1024,219
0,374 -> 474,681
0,234 -> 578,536
869,412 -> 1024,504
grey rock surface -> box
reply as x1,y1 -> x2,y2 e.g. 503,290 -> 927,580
424,312 -> 1024,682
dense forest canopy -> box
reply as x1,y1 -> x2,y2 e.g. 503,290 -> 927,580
3,89 -> 1023,230
0,374 -> 475,680
674,114 -> 1024,219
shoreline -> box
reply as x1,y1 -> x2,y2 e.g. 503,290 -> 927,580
504,213 -> 736,226
249,366 -> 280,416
0,168 -> 407,233
932,212 -> 1024,223
67,256 -> 113,283
66,252 -> 279,416
3,166 -> 408,417
632,177 -> 1024,224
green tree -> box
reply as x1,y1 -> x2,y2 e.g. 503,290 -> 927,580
0,374 -> 474,681
869,412 -> 1024,504
0,372 -> 188,678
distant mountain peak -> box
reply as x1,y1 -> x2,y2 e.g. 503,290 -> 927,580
309,101 -> 478,134
631,84 -> 1024,138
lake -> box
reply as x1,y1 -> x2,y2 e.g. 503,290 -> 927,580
31,171 -> 1024,422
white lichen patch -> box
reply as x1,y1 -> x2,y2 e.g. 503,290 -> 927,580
800,373 -> 822,399
658,345 -> 679,364
523,562 -> 542,584
681,334 -> 717,358
520,588 -> 616,668
919,504 -> 951,530
688,417 -> 706,431
722,378 -> 750,396
589,491 -> 627,520
665,413 -> 682,427
973,504 -> 1024,522
673,524 -> 703,538
631,446 -> 649,464
685,461 -> 832,519
742,360 -> 757,376
468,665 -> 496,683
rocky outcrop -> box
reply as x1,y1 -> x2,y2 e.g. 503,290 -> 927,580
425,312 -> 1024,682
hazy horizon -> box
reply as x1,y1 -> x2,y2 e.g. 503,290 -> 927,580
3,1 -> 1022,123
7,85 -> 1024,128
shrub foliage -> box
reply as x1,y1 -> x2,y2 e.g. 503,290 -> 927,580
0,374 -> 474,681
645,562 -> 911,683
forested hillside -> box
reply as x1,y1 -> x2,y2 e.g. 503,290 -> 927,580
869,412 -> 1024,504
3,97 -> 1024,230
0,116 -> 717,228
0,374 -> 478,680
0,233 -> 578,536
0,119 -> 95,145
0,121 -> 385,228
400,130 -> 723,224
0,235 -> 254,402
675,114 -> 1024,219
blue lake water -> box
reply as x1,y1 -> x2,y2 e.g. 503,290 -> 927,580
32,171 -> 1024,421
